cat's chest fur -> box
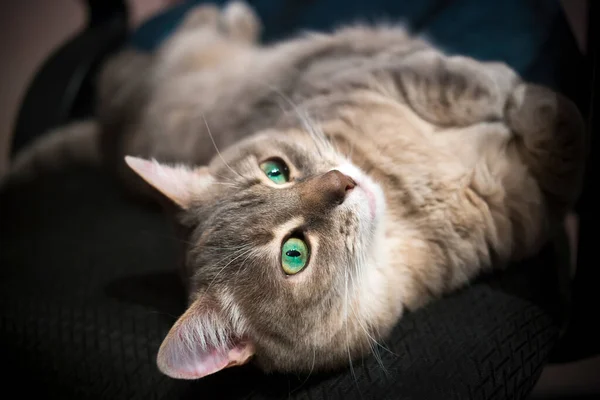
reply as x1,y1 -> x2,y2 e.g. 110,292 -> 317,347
319,89 -> 511,209
316,90 -> 516,309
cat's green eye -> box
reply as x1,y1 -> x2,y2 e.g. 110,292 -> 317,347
260,159 -> 289,184
281,237 -> 309,275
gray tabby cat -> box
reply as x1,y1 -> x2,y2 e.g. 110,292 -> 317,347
9,1 -> 585,380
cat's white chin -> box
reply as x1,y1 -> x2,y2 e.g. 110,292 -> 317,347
331,163 -> 386,224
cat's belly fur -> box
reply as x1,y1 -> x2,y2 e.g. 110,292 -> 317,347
115,26 -> 431,166
129,25 -> 514,191
102,19 -> 577,291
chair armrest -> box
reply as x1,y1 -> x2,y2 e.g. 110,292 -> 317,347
11,0 -> 128,156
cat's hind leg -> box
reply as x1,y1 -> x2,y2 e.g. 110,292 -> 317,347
389,50 -> 585,259
390,50 -> 585,214
505,83 -> 586,217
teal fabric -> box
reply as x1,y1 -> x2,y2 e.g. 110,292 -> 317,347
130,0 -> 563,81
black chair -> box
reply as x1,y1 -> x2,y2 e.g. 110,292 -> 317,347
2,1 -> 597,399
11,0 -> 128,156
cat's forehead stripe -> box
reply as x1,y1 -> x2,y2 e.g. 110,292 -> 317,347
227,139 -> 318,176
270,141 -> 315,172
271,217 -> 305,239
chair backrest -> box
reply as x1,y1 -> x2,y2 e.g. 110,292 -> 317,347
11,0 -> 128,156
551,0 -> 600,363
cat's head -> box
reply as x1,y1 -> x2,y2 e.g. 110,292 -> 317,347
126,128 -> 395,379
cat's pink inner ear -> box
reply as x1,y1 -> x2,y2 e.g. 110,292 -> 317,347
156,299 -> 255,380
124,156 -> 212,209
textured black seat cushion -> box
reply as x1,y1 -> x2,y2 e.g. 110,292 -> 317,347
0,167 -> 567,399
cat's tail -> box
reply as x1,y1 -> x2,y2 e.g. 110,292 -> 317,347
1,120 -> 101,187
505,83 -> 587,220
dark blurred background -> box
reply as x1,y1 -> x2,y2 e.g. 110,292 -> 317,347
0,0 -> 174,176
0,0 -> 590,175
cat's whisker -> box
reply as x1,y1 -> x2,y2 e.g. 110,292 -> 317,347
340,137 -> 356,164
201,113 -> 245,180
206,244 -> 253,250
291,340 -> 317,394
300,113 -> 330,158
212,172 -> 240,185
232,249 -> 258,287
262,83 -> 332,157
205,246 -> 255,292
371,328 -> 397,357
208,244 -> 254,264
356,318 -> 388,374
309,345 -> 316,379
348,139 -> 355,161
210,181 -> 240,189
343,258 -> 361,392
348,267 -> 377,355
348,267 -> 391,376
205,252 -> 252,293
310,120 -> 335,154
347,240 -> 396,372
329,134 -> 344,160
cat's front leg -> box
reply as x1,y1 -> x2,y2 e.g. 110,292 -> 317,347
391,49 -> 518,127
168,1 -> 260,45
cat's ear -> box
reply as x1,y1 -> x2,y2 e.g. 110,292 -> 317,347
124,156 -> 213,209
156,295 -> 254,380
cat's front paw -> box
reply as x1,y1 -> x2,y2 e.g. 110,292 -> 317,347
178,4 -> 220,32
222,1 -> 261,43
177,1 -> 261,44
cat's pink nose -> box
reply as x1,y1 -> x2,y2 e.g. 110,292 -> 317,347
301,170 -> 356,209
